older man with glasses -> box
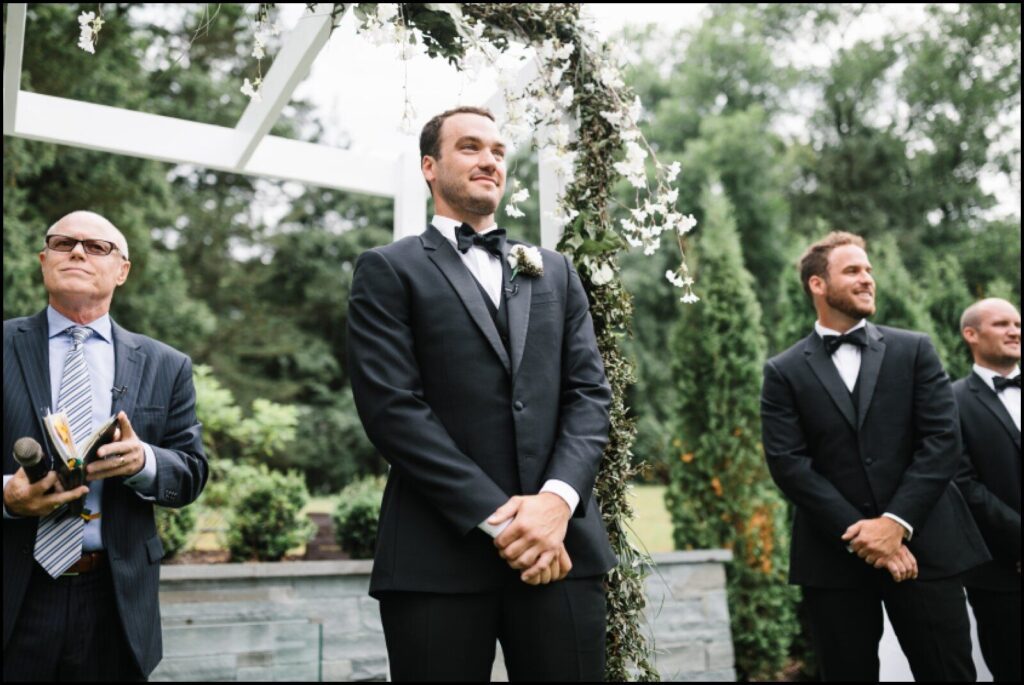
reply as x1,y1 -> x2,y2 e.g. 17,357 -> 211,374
3,210 -> 208,681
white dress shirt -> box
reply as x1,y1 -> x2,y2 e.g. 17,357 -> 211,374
814,320 -> 913,539
972,363 -> 1021,431
430,215 -> 580,537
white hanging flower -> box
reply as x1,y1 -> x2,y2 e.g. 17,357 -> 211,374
676,213 -> 698,235
680,292 -> 701,304
613,141 -> 648,188
252,34 -> 266,60
600,110 -> 624,127
666,161 -> 682,182
76,11 -> 103,54
241,78 -> 263,103
376,4 -> 400,22
546,205 -> 579,228
598,64 -> 624,89
591,262 -> 615,286
628,96 -> 643,126
509,186 -> 530,205
558,86 -> 575,109
504,181 -> 530,219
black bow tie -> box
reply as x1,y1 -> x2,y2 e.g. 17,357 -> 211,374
822,328 -> 868,355
456,223 -> 505,258
993,375 -> 1021,393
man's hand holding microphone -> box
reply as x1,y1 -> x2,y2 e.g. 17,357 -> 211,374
4,437 -> 89,517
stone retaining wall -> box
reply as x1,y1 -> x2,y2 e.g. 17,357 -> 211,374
153,550 -> 734,682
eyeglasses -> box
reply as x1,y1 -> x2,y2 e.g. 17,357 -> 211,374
45,234 -> 125,258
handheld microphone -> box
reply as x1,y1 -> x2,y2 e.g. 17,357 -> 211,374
13,437 -> 50,484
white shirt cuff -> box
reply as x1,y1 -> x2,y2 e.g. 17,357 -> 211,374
123,443 -> 158,500
477,480 -> 580,539
540,479 -> 579,516
882,512 -> 914,540
478,517 -> 514,538
3,475 -> 19,519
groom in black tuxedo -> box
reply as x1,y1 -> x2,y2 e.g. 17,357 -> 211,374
954,298 -> 1021,682
348,106 -> 616,681
760,232 -> 989,681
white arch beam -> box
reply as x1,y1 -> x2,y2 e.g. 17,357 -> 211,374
232,4 -> 340,169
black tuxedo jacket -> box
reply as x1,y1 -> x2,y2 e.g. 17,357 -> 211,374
760,322 -> 989,588
348,225 -> 617,596
3,310 -> 208,676
953,372 -> 1021,591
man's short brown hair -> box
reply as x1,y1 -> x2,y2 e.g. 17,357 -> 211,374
798,231 -> 867,298
419,106 -> 496,161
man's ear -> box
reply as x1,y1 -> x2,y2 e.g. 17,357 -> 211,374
961,326 -> 978,347
422,156 -> 436,184
116,260 -> 131,286
808,274 -> 827,297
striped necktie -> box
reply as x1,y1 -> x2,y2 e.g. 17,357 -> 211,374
34,326 -> 92,577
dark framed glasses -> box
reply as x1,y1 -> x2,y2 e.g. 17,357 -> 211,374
45,234 -> 124,258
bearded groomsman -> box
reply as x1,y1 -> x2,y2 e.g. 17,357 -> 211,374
954,298 -> 1021,682
760,231 -> 989,681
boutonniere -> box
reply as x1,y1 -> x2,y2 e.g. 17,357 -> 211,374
507,244 -> 544,281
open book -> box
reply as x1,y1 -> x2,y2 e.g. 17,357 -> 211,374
42,410 -> 118,513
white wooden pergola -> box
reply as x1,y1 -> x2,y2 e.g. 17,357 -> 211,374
3,4 -> 567,248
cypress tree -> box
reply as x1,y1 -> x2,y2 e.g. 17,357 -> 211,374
665,185 -> 798,680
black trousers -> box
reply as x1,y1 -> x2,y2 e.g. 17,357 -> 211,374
3,563 -> 144,682
966,586 -> 1021,682
803,576 -> 975,682
378,576 -> 607,682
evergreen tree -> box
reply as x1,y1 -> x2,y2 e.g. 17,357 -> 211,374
665,186 -> 797,680
868,235 -> 946,359
921,254 -> 975,380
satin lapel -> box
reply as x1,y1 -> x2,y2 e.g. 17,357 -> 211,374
423,226 -> 512,375
13,310 -> 54,427
111,321 -> 145,418
803,333 -> 857,430
503,242 -> 532,380
856,323 -> 886,430
968,373 -> 1021,451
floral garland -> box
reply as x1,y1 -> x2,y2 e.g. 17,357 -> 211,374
73,4 -> 698,679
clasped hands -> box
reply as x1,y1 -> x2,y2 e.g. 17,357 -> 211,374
488,493 -> 573,587
842,517 -> 918,583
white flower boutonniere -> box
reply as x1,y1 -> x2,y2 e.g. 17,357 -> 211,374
507,244 -> 544,281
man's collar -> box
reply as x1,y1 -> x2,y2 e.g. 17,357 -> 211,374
431,215 -> 499,247
973,363 -> 1021,389
47,305 -> 112,343
815,318 -> 867,339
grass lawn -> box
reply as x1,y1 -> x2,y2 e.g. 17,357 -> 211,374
189,484 -> 676,555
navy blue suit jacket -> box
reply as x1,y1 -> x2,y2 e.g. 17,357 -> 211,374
3,309 -> 208,676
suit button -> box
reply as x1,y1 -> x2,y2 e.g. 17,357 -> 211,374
862,502 -> 871,510
865,458 -> 873,465
514,401 -> 524,411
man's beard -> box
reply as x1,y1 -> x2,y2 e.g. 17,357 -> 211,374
825,285 -> 875,320
434,171 -> 500,216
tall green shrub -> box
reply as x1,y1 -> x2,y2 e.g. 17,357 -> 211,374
665,186 -> 798,680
